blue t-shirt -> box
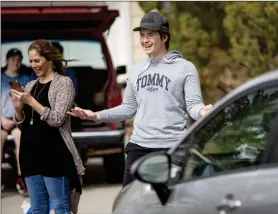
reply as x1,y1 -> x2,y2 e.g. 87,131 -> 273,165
1,71 -> 35,119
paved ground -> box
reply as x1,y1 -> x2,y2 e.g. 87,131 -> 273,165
1,158 -> 122,214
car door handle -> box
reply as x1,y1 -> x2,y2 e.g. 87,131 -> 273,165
216,194 -> 242,214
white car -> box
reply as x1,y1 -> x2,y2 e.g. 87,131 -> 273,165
113,70 -> 278,214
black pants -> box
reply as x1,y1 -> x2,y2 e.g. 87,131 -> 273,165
123,142 -> 168,187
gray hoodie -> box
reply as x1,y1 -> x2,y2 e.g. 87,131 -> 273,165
99,50 -> 205,148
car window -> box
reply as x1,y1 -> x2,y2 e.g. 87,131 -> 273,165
1,40 -> 107,69
172,85 -> 278,182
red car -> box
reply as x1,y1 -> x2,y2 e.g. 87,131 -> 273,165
2,2 -> 126,182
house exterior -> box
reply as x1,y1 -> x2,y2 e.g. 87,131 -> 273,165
105,2 -> 146,75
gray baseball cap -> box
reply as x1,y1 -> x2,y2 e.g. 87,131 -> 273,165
133,12 -> 169,33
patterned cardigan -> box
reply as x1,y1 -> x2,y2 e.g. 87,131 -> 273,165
14,72 -> 85,214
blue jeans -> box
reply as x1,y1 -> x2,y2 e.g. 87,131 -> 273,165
26,200 -> 53,214
25,175 -> 71,214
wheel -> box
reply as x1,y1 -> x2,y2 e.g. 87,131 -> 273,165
103,150 -> 125,183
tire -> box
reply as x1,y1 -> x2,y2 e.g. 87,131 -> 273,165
103,150 -> 125,183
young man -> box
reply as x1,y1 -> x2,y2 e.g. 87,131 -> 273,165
68,12 -> 213,186
1,48 -> 34,195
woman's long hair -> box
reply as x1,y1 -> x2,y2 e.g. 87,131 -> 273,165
28,39 -> 72,76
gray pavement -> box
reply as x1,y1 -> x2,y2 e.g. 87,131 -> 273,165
1,159 -> 122,214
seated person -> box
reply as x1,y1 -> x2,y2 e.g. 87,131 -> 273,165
1,48 -> 35,196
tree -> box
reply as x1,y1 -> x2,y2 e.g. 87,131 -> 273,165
224,2 -> 278,76
139,2 -> 278,103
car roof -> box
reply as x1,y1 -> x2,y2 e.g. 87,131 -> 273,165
169,69 -> 278,153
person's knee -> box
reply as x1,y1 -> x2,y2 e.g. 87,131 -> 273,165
25,176 -> 49,214
45,177 -> 71,214
1,129 -> 8,139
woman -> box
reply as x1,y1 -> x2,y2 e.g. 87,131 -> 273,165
10,39 -> 85,214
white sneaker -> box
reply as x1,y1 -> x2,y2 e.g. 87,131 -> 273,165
21,200 -> 31,214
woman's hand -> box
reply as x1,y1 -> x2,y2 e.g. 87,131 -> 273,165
10,88 -> 33,105
9,91 -> 24,111
67,107 -> 100,121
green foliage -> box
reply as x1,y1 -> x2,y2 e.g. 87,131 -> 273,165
224,2 -> 278,77
139,2 -> 278,103
170,12 -> 210,67
198,87 -> 278,170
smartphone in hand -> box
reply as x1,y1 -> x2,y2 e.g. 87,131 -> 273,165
9,80 -> 24,92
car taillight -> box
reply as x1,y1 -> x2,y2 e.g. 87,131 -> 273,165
107,121 -> 124,130
105,87 -> 124,130
107,88 -> 122,108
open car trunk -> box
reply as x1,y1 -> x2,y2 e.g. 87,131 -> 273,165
2,5 -> 122,132
1,5 -> 119,41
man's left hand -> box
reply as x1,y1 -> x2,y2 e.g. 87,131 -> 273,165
200,104 -> 213,116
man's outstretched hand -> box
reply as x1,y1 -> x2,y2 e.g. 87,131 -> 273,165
200,104 -> 213,116
67,107 -> 100,121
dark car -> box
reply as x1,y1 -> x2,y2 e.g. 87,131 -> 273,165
112,70 -> 278,214
2,2 -> 125,182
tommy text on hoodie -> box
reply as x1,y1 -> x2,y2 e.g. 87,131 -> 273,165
98,50 -> 205,148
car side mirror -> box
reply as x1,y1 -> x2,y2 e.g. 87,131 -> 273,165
131,151 -> 173,205
131,152 -> 171,184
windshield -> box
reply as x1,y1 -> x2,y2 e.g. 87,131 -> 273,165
1,40 -> 107,69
